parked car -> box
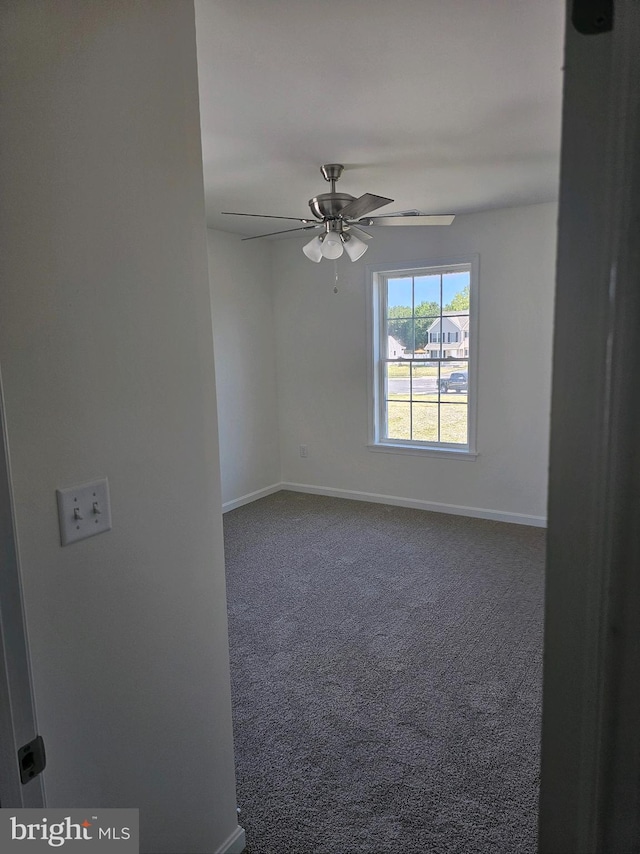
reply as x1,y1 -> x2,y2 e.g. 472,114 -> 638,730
440,371 -> 468,393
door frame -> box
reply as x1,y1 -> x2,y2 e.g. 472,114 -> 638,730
0,365 -> 45,808
539,1 -> 640,850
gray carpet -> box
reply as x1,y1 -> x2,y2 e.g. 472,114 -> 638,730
223,491 -> 545,854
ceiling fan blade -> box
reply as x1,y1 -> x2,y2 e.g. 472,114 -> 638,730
339,193 -> 394,220
241,224 -> 322,241
344,224 -> 373,241
222,211 -> 318,223
371,209 -> 421,216
360,214 -> 455,226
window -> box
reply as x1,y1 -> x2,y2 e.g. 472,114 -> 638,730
369,258 -> 477,456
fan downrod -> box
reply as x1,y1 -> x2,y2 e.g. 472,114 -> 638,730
310,164 -> 353,219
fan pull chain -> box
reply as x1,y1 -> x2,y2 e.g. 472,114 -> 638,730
333,259 -> 339,294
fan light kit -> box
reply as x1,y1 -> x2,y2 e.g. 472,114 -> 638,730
222,164 -> 455,263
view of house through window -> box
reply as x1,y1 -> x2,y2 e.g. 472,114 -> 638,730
374,262 -> 474,451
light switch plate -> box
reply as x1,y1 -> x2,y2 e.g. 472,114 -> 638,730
56,478 -> 112,546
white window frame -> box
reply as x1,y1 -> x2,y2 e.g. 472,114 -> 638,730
367,255 -> 479,459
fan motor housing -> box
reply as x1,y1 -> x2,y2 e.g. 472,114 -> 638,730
308,192 -> 355,220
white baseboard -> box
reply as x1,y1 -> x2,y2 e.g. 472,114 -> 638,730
280,482 -> 547,528
222,483 -> 282,513
220,479 -> 547,527
215,824 -> 246,854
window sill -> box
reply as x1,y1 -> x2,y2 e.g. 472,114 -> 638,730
367,442 -> 479,460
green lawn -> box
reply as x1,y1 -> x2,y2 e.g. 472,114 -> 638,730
386,394 -> 468,444
386,362 -> 466,379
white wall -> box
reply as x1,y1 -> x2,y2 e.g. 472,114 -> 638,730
272,203 -> 557,524
207,230 -> 280,508
0,3 -> 241,853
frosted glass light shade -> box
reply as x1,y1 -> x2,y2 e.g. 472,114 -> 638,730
343,233 -> 368,261
320,231 -> 344,259
302,235 -> 323,262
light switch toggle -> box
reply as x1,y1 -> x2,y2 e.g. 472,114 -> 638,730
56,478 -> 112,546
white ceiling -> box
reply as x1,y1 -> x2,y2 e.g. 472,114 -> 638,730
195,0 -> 564,238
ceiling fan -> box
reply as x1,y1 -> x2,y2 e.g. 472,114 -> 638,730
221,164 -> 455,263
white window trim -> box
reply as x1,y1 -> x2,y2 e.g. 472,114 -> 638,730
366,254 -> 479,457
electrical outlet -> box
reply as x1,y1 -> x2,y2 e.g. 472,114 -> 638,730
299,445 -> 308,458
56,478 -> 112,546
